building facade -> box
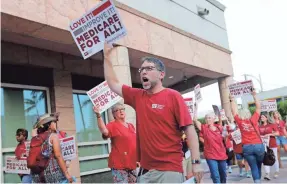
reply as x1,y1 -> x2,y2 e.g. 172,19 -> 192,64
1,0 -> 233,182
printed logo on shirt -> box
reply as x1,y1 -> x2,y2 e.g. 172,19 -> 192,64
151,104 -> 165,109
242,123 -> 254,132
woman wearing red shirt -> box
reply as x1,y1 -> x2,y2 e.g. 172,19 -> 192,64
230,89 -> 264,183
194,104 -> 227,183
93,103 -> 137,183
259,113 -> 279,180
271,111 -> 287,169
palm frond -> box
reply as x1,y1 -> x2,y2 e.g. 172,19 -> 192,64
25,105 -> 36,113
24,99 -> 36,105
81,99 -> 92,108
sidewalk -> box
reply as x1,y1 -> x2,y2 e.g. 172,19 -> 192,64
201,160 -> 287,183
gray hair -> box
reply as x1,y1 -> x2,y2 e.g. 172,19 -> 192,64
238,108 -> 251,120
111,103 -> 124,113
141,57 -> 166,73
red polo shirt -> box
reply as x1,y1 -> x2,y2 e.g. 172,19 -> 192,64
15,141 -> 28,159
200,124 -> 227,160
234,112 -> 261,145
275,120 -> 286,136
122,85 -> 192,173
104,121 -> 136,170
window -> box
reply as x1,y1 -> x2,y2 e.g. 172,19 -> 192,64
73,91 -> 110,176
1,84 -> 50,149
1,83 -> 50,183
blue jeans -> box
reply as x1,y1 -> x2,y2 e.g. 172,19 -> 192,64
206,159 -> 227,183
243,144 -> 264,183
21,174 -> 32,183
276,136 -> 287,146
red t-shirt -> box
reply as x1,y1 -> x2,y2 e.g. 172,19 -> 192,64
234,112 -> 261,145
275,120 -> 286,136
122,85 -> 192,173
104,121 -> 137,170
15,142 -> 27,158
200,124 -> 227,160
259,123 -> 278,148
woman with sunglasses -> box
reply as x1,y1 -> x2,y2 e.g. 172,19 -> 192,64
93,103 -> 137,183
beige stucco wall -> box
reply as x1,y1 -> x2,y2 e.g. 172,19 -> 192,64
1,0 -> 233,78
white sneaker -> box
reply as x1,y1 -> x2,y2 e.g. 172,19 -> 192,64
264,173 -> 271,180
274,172 -> 279,179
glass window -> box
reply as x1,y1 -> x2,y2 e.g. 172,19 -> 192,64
1,87 -> 49,148
73,93 -> 108,143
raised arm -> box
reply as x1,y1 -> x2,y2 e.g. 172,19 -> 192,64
229,94 -> 238,118
103,43 -> 124,97
93,106 -> 109,137
251,88 -> 261,114
193,103 -> 202,131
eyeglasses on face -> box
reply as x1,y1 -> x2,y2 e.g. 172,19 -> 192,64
138,66 -> 160,73
113,108 -> 125,113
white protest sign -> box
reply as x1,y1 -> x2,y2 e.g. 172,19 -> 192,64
231,129 -> 242,144
261,100 -> 277,112
5,157 -> 30,174
220,109 -> 227,120
194,84 -> 202,103
25,141 -> 30,157
185,150 -> 191,159
61,136 -> 77,161
261,136 -> 270,147
214,107 -> 228,121
228,80 -> 253,98
87,81 -> 122,114
69,0 -> 127,59
184,98 -> 194,118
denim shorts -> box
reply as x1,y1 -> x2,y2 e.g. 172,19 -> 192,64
276,136 -> 287,146
235,153 -> 244,161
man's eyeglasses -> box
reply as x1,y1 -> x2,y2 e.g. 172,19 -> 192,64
113,108 -> 125,113
138,66 -> 159,73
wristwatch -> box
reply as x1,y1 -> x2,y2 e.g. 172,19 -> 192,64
191,159 -> 201,164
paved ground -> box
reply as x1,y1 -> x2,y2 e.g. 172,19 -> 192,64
201,160 -> 287,183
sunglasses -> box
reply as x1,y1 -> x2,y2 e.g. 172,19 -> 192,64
113,108 -> 125,113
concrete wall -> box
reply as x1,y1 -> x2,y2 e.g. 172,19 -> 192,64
117,0 -> 229,49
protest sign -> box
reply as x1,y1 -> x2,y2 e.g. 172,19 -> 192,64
261,99 -> 277,112
194,84 -> 202,103
228,80 -> 253,98
231,129 -> 242,144
184,98 -> 194,118
212,105 -> 220,116
261,136 -> 270,147
61,136 -> 77,161
25,141 -> 30,157
69,0 -> 127,59
87,81 -> 122,114
5,156 -> 30,174
220,109 -> 227,120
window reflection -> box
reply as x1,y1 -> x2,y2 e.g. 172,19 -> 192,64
1,87 -> 48,148
73,93 -> 107,142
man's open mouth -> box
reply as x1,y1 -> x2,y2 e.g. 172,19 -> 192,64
142,77 -> 149,82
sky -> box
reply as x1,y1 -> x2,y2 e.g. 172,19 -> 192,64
183,0 -> 287,117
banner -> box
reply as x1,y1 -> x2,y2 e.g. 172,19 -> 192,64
231,129 -> 242,144
228,80 -> 253,98
5,157 -> 30,174
213,105 -> 227,121
69,0 -> 127,59
87,81 -> 122,113
61,136 -> 77,160
194,84 -> 202,103
184,98 -> 194,118
261,99 -> 277,112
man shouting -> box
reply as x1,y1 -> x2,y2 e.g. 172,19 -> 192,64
103,44 -> 204,183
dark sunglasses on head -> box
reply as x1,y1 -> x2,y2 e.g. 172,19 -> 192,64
113,108 -> 125,113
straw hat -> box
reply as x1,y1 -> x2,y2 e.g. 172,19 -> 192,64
33,112 -> 60,129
